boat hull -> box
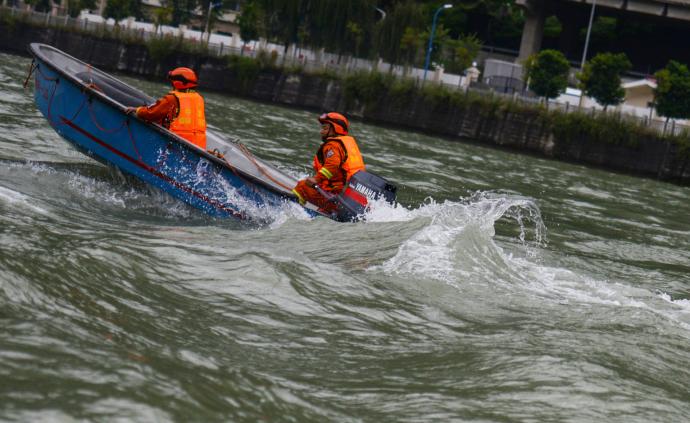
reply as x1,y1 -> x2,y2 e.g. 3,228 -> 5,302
30,44 -> 311,221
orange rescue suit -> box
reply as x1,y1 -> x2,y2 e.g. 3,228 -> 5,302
135,90 -> 207,149
169,91 -> 206,149
293,135 -> 365,211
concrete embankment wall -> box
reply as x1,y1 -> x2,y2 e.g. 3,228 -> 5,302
2,24 -> 688,184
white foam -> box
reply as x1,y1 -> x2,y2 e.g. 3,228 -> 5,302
68,174 -> 128,208
658,292 -> 690,312
0,186 -> 48,214
369,191 -> 690,335
372,191 -> 546,282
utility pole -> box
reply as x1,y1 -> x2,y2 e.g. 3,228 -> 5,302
580,0 -> 597,71
578,0 -> 597,107
204,1 -> 221,43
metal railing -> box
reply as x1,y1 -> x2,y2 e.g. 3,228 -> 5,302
436,79 -> 690,136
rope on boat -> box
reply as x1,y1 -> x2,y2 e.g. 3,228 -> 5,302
207,144 -> 292,197
215,151 -> 261,194
23,60 -> 36,89
45,77 -> 58,123
125,120 -> 144,162
34,63 -> 59,82
62,96 -> 88,126
87,100 -> 125,133
237,143 -> 295,192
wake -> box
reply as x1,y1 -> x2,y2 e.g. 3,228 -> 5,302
366,190 -> 690,335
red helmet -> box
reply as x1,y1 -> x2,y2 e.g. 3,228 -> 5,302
167,67 -> 198,90
318,112 -> 349,135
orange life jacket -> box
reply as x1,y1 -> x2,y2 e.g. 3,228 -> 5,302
312,135 -> 366,182
169,91 -> 206,149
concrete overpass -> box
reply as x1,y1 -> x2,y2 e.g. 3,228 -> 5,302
516,0 -> 690,61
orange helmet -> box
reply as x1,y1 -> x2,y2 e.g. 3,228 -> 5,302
318,112 -> 349,135
167,67 -> 198,90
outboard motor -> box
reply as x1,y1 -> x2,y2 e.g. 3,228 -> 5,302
334,170 -> 397,222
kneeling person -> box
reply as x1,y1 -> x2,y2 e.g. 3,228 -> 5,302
293,112 -> 365,213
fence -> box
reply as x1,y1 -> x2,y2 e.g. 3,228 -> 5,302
4,5 -> 689,137
445,83 -> 690,136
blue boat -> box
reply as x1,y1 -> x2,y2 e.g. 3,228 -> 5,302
28,43 -> 396,222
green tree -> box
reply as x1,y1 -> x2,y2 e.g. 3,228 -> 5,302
67,0 -> 97,18
373,0 -> 426,65
399,26 -> 422,68
586,16 -> 617,49
654,60 -> 690,131
543,15 -> 562,39
233,0 -> 495,68
420,23 -> 451,68
442,33 -> 482,74
306,0 -> 376,56
578,52 -> 631,110
346,21 -> 365,57
258,0 -> 302,53
480,0 -> 524,48
24,0 -> 51,13
237,0 -> 261,53
524,49 -> 570,104
170,0 -> 196,26
152,5 -> 173,33
296,21 -> 310,50
103,0 -> 141,22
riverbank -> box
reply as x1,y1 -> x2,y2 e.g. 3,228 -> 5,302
2,16 -> 688,184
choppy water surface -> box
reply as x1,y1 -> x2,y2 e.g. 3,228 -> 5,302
1,52 -> 689,422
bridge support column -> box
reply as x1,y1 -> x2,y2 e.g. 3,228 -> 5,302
517,0 -> 546,63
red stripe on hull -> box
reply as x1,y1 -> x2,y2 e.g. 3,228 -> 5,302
60,117 -> 245,219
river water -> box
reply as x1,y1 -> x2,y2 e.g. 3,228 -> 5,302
1,51 -> 689,422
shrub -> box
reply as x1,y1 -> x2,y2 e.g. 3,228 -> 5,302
225,54 -> 261,90
550,110 -> 655,147
667,131 -> 690,158
179,38 -> 209,56
253,49 -> 278,70
388,78 -> 416,103
343,70 -> 394,108
0,8 -> 18,33
145,34 -> 179,63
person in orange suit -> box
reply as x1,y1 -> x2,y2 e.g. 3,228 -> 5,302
293,112 -> 366,213
126,67 -> 207,149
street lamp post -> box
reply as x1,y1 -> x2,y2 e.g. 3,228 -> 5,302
578,0 -> 597,107
580,0 -> 597,70
204,1 -> 222,43
423,3 -> 452,82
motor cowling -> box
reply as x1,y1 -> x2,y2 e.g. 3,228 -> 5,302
334,170 -> 397,222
